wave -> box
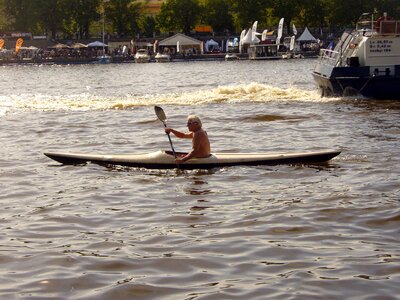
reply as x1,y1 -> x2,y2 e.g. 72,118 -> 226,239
0,83 -> 340,113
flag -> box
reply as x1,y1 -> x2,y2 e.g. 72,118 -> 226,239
290,36 -> 295,51
292,24 -> 298,35
261,29 -> 268,41
276,18 -> 284,45
252,21 -> 258,35
16,38 -> 24,53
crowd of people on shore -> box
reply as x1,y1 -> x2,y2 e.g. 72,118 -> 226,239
0,45 -> 135,62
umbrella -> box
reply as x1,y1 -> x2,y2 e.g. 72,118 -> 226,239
49,43 -> 70,49
87,41 -> 107,47
19,46 -> 39,51
71,42 -> 88,49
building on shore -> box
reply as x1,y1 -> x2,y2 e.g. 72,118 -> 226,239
139,0 -> 165,15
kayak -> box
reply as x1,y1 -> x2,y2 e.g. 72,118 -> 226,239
44,149 -> 341,170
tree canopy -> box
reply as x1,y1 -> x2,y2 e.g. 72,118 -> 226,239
0,0 -> 399,39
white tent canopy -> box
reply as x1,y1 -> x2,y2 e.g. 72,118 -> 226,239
296,27 -> 317,42
159,33 -> 203,54
205,39 -> 219,52
87,41 -> 108,47
159,33 -> 202,47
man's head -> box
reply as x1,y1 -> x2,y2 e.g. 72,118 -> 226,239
187,115 -> 202,130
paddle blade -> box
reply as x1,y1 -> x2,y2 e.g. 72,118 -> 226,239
154,106 -> 166,122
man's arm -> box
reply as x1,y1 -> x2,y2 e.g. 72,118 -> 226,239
165,128 -> 193,139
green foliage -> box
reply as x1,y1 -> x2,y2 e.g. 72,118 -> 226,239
201,0 -> 234,33
64,0 -> 100,39
105,0 -> 142,37
229,0 -> 269,30
157,0 -> 201,35
1,0 -> 400,38
270,0 -> 300,33
139,15 -> 159,38
33,0 -> 65,38
3,0 -> 35,32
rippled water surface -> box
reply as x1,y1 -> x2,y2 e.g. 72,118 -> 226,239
1,60 -> 399,299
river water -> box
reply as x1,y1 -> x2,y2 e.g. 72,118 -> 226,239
0,59 -> 399,299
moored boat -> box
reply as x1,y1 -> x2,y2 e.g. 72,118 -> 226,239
225,53 -> 240,61
134,49 -> 151,63
312,13 -> 400,99
98,55 -> 111,64
248,43 -> 281,60
155,52 -> 171,63
44,149 -> 341,170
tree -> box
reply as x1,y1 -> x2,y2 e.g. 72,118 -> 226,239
372,0 -> 400,18
63,0 -> 100,39
139,15 -> 159,38
329,0 -> 373,28
157,0 -> 202,35
0,0 -> 7,30
3,0 -> 35,32
270,0 -> 301,34
229,0 -> 269,31
105,0 -> 142,38
33,0 -> 66,39
201,0 -> 234,34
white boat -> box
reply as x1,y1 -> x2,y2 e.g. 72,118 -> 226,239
155,52 -> 171,62
248,44 -> 281,60
312,12 -> 400,99
98,55 -> 111,64
44,149 -> 341,170
134,49 -> 151,63
225,53 -> 239,61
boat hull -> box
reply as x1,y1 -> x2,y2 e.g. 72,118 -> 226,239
44,150 -> 341,170
313,66 -> 400,99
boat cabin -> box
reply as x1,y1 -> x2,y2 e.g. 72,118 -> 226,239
248,43 -> 279,60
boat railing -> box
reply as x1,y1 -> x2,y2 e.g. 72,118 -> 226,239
356,13 -> 400,35
378,20 -> 400,35
317,49 -> 339,67
317,30 -> 356,68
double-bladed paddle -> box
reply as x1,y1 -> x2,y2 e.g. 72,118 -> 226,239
154,106 -> 177,159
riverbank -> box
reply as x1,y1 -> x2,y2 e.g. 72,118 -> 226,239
0,52 -> 322,65
0,53 -> 250,65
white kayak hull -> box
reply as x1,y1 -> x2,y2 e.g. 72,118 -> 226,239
44,150 -> 341,170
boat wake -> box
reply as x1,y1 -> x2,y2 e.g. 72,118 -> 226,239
0,83 -> 341,113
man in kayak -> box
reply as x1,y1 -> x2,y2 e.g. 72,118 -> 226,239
165,115 -> 211,163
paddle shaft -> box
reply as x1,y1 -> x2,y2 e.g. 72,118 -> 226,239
154,106 -> 179,167
162,121 -> 177,159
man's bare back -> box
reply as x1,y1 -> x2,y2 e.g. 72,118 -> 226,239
164,115 -> 211,163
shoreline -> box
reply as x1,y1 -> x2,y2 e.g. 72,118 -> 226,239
0,52 -> 317,65
0,53 -> 247,65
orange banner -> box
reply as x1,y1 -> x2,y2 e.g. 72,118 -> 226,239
15,38 -> 24,53
0,39 -> 4,49
195,25 -> 213,33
